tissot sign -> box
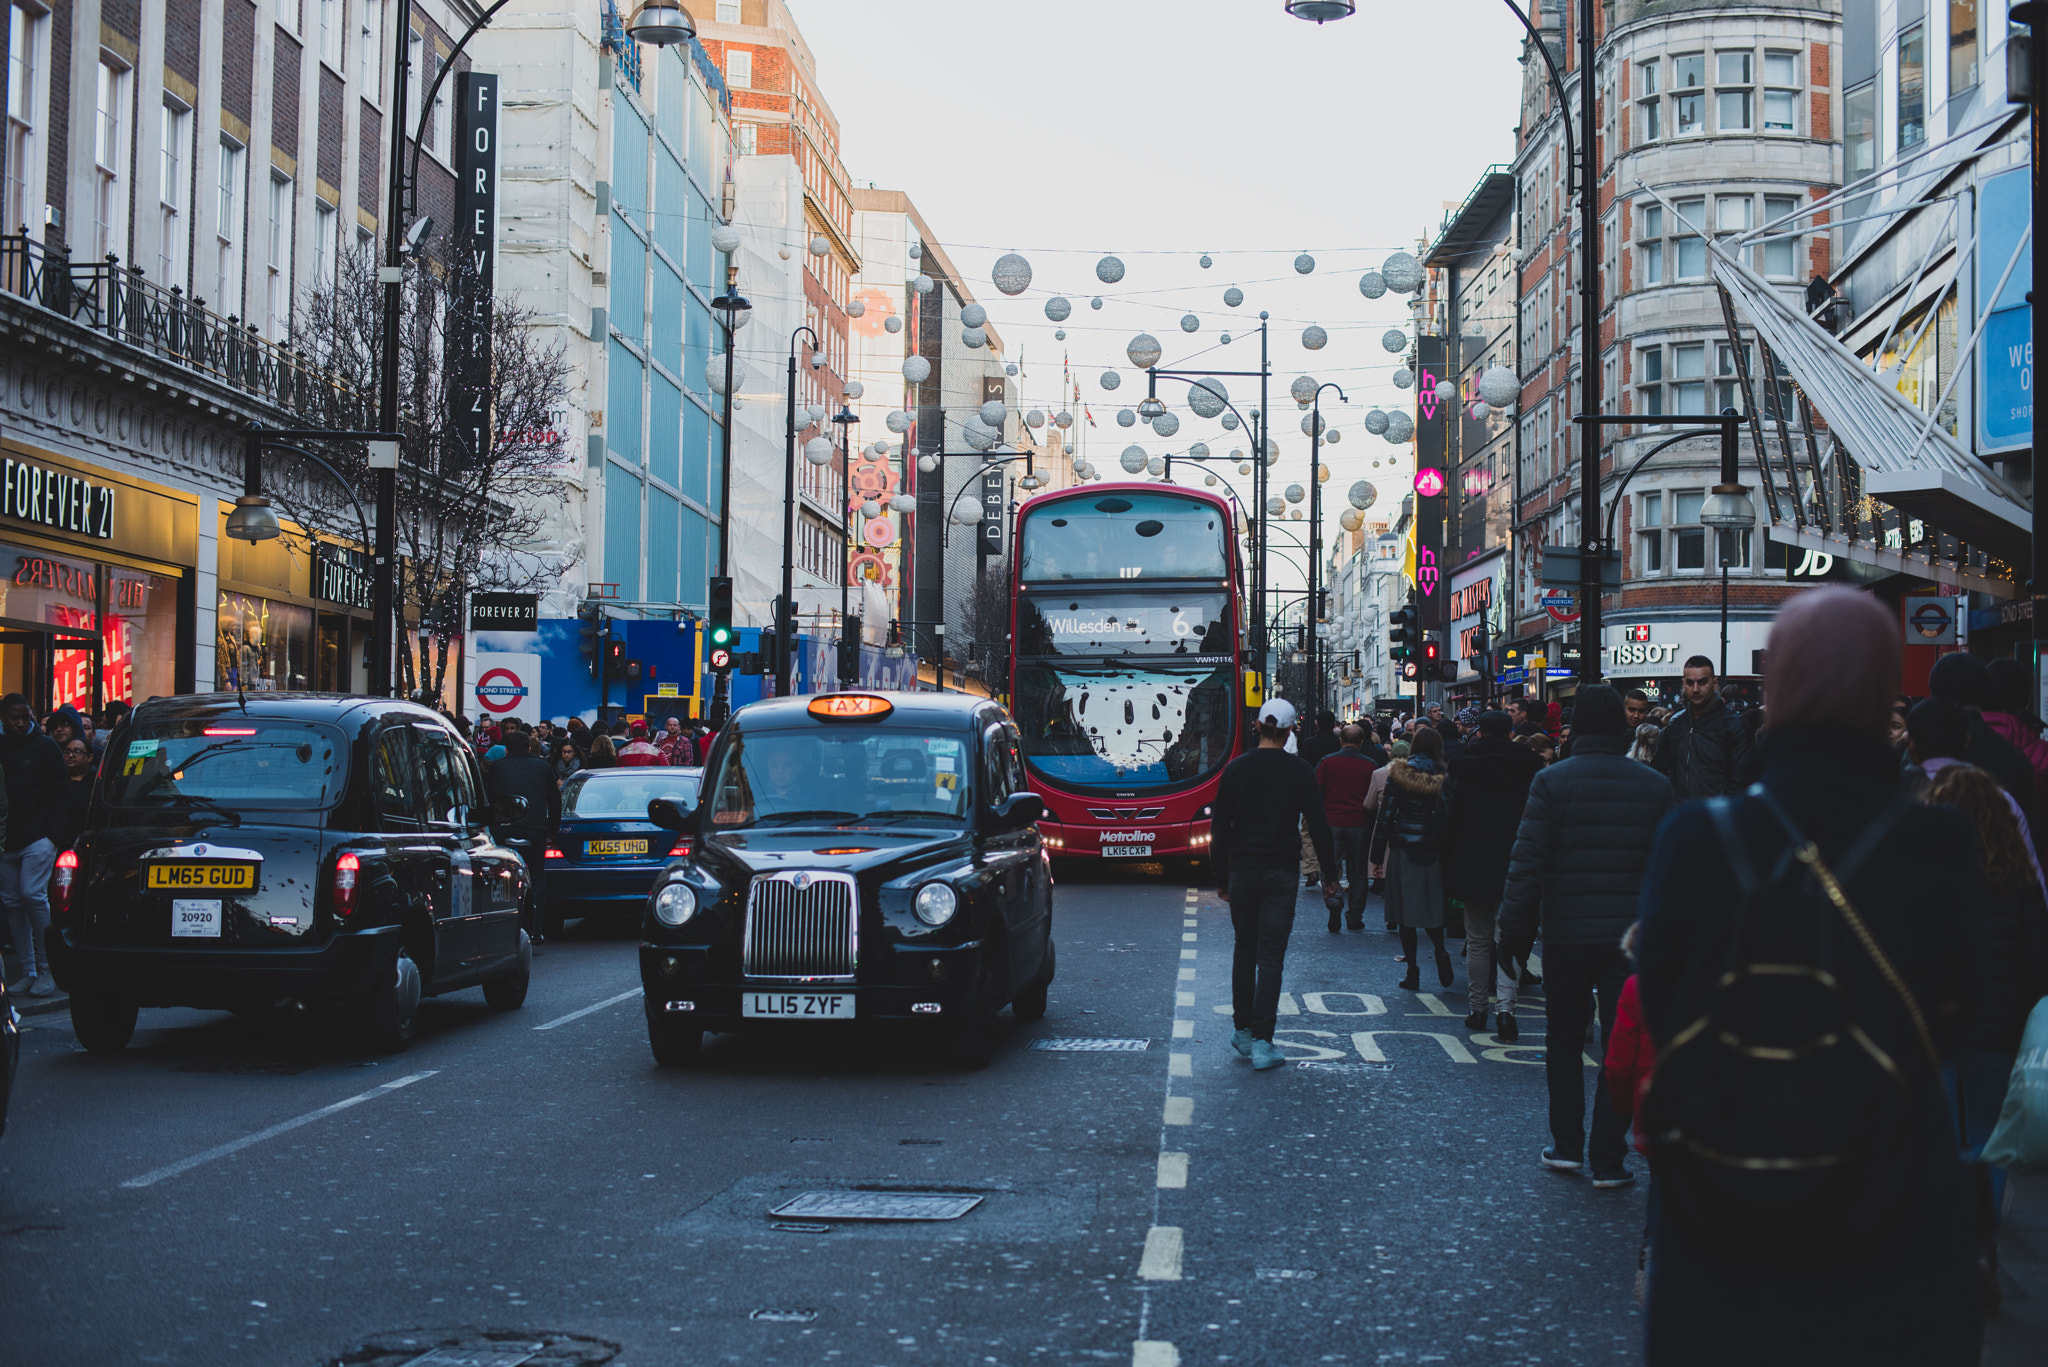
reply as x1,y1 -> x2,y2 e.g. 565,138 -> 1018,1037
1604,621 -> 1769,676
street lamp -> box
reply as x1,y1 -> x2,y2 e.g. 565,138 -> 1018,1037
778,325 -> 823,697
1307,381 -> 1346,715
625,0 -> 696,44
224,496 -> 281,542
831,402 -> 860,686
1700,481 -> 1758,681
1285,0 -> 1356,20
706,264 -> 750,726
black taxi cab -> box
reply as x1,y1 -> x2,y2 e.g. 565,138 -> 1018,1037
48,694 -> 532,1053
639,691 -> 1054,1067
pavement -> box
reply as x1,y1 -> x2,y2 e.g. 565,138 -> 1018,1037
0,870 -> 2041,1365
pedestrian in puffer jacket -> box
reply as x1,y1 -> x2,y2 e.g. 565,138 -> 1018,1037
1442,712 -> 1544,1034
1656,657 -> 1757,799
1500,685 -> 1674,1183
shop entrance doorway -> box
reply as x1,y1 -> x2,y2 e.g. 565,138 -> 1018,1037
0,621 -> 103,718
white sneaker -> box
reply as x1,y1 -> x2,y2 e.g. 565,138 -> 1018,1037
27,975 -> 56,997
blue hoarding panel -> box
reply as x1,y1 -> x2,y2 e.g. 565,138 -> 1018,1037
1977,165 -> 2032,456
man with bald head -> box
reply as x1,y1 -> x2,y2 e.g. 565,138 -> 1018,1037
1314,723 -> 1379,931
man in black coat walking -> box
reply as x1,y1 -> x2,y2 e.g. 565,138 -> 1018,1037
1656,656 -> 1757,800
1501,685 -> 1675,1186
1442,711 -> 1544,1038
487,731 -> 561,942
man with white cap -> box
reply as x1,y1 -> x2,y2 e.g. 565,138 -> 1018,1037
1212,697 -> 1340,1070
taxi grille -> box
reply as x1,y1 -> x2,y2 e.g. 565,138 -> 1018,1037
743,873 -> 857,982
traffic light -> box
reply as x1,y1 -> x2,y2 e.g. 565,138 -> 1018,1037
836,615 -> 861,682
707,575 -> 734,671
577,601 -> 609,680
1422,633 -> 1443,675
1389,603 -> 1417,660
602,638 -> 627,680
767,595 -> 794,676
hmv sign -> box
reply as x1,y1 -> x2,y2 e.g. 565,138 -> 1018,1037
447,71 -> 499,469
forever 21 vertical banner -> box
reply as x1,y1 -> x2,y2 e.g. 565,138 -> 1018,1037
449,71 -> 499,469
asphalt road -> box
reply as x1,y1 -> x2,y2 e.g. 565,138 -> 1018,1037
0,863 -> 1646,1366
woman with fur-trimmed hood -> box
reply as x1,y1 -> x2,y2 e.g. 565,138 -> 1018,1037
1370,724 -> 1451,990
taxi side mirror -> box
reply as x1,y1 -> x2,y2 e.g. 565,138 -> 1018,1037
648,797 -> 693,831
991,792 -> 1044,831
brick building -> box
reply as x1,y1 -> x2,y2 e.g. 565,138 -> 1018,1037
1508,0 -> 1841,697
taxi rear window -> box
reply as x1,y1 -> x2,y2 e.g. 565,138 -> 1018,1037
105,719 -> 348,810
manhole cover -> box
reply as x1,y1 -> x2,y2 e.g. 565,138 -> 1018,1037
326,1329 -> 618,1367
1029,1037 -> 1150,1052
770,1191 -> 984,1221
175,1058 -> 320,1075
749,1308 -> 820,1323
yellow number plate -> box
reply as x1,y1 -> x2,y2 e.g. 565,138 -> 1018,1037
147,863 -> 257,890
585,838 -> 650,857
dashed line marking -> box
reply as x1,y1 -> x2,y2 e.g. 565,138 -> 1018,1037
1163,1096 -> 1193,1125
534,988 -> 640,1031
1157,1152 -> 1188,1188
1133,1343 -> 1179,1367
1176,991 -> 1194,1007
1179,948 -> 1197,960
1182,931 -> 1197,941
1172,1019 -> 1193,1038
1177,968 -> 1195,981
121,1071 -> 438,1189
1138,1225 -> 1184,1280
1168,1052 -> 1192,1077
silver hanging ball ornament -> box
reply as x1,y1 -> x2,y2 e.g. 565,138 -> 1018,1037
1180,313 -> 1200,333
1294,253 -> 1316,274
1348,480 -> 1376,510
846,298 -> 866,319
962,327 -> 987,349
991,253 -> 1033,296
1223,286 -> 1243,308
1381,328 -> 1409,354
1199,254 -> 1213,269
891,494 -> 917,514
1204,472 -> 1218,486
1117,408 -> 1137,427
1239,463 -> 1252,475
1364,409 -> 1390,435
1096,255 -> 1126,283
1055,329 -> 1066,341
884,315 -> 904,334
1393,367 -> 1414,389
918,455 -> 939,473
1301,324 -> 1328,351
1285,483 -> 1306,504
979,399 -> 1007,427
1146,456 -> 1165,477
1324,427 -> 1341,444
1358,270 -> 1386,299
1090,296 -> 1103,310
1381,251 -> 1423,293
1151,411 -> 1180,437
860,499 -> 882,519
710,224 -> 741,255
1386,411 -> 1415,442
1100,370 -> 1122,391
1006,364 -> 1018,376
1220,412 -> 1239,430
1045,296 -> 1071,322
1434,380 -> 1456,402
809,235 -> 829,257
1187,378 -> 1228,418
804,437 -> 834,465
1300,412 -> 1325,437
1220,332 -> 1231,344
907,241 -> 922,260
1290,375 -> 1317,404
1126,334 -> 1163,368
903,356 -> 931,383
914,273 -> 934,294
1120,446 -> 1149,473
1267,496 -> 1287,516
1054,411 -> 1073,429
1026,409 -> 1047,428
1479,365 -> 1521,408
886,410 -> 911,433
778,246 -> 792,260
961,303 -> 988,329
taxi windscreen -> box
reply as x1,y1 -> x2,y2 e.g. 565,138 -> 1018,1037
104,720 -> 348,810
704,728 -> 971,829
562,769 -> 702,818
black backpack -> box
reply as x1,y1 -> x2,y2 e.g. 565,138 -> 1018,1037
1641,788 -> 1940,1265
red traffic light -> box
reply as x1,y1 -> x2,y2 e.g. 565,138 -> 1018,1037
1422,637 -> 1441,661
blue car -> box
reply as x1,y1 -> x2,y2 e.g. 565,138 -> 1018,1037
543,767 -> 702,932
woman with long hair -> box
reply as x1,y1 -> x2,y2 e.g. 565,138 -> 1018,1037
1371,724 -> 1451,990
552,740 -> 584,788
585,734 -> 619,770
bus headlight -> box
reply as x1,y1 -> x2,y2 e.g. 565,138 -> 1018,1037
914,882 -> 958,928
653,880 -> 698,927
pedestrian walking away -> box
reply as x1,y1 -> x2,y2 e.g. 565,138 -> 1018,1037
1212,698 -> 1339,1072
1370,725 -> 1453,993
1315,724 -> 1378,931
1442,709 -> 1544,1038
1499,684 -> 1673,1186
486,731 -> 562,943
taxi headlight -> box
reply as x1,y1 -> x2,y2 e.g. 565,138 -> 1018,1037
913,882 -> 958,928
653,880 -> 697,927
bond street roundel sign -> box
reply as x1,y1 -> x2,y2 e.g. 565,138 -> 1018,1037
475,665 -> 530,715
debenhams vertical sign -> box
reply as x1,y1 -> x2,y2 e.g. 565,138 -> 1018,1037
1,458 -> 116,539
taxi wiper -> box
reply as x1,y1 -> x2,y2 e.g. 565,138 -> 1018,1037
855,811 -> 956,825
751,809 -> 860,826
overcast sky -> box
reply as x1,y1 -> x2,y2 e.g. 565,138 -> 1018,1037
789,0 -> 1528,583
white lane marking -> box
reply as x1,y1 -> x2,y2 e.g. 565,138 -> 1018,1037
1163,1096 -> 1192,1125
1156,1152 -> 1188,1188
1176,992 -> 1194,1007
1182,931 -> 1197,942
1177,968 -> 1195,981
1280,991 -> 1300,1015
1179,949 -> 1197,960
1303,991 -> 1387,1015
1351,1030 -> 1479,1063
121,1072 -> 438,1189
1172,1019 -> 1193,1038
534,988 -> 640,1031
1133,1343 -> 1180,1367
1168,1052 -> 1192,1077
1138,1225 -> 1184,1280
1183,919 -> 1197,928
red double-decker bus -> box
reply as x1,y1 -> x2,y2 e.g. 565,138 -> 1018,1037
1009,483 -> 1247,869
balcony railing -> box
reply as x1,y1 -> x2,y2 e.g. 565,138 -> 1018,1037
0,232 -> 340,412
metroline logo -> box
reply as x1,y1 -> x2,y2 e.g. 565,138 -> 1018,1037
1100,831 -> 1157,843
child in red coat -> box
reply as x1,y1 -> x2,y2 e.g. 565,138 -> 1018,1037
1604,924 -> 1657,1302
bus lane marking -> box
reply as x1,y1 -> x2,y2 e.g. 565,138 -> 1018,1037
1138,1225 -> 1184,1280
1163,1096 -> 1193,1125
1157,1152 -> 1188,1188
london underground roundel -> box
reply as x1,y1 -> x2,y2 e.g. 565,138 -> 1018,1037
474,666 -> 530,715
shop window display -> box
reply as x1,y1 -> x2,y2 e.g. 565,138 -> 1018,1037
217,591 -> 314,691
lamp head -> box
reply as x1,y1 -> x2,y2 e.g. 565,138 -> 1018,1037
831,404 -> 859,427
626,0 -> 696,45
224,494 -> 282,543
1698,484 -> 1757,528
1285,0 -> 1357,18
1137,397 -> 1166,419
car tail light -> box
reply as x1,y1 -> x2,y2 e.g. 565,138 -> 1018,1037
51,848 -> 78,917
332,852 -> 360,920
545,845 -> 565,860
668,838 -> 692,857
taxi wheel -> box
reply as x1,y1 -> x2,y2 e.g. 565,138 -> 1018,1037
482,934 -> 532,1011
648,1016 -> 703,1067
949,953 -> 1006,1069
359,949 -> 422,1053
70,989 -> 137,1053
1012,938 -> 1055,1023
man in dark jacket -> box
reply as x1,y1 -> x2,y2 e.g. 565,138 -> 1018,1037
1929,651 -> 2043,848
1508,695 -> 1545,739
1442,710 -> 1544,1038
1501,685 -> 1674,1185
1295,710 -> 1342,887
1214,698 -> 1339,1071
0,695 -> 55,994
1656,656 -> 1757,800
487,731 -> 562,942
51,737 -> 93,850
1314,725 -> 1378,932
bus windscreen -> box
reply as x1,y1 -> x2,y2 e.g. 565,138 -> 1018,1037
1011,659 -> 1236,790
1015,591 -> 1229,658
1018,494 -> 1228,583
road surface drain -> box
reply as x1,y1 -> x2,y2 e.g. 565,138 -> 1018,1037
769,1220 -> 834,1234
326,1329 -> 618,1367
1029,1037 -> 1150,1052
749,1308 -> 820,1323
770,1191 -> 984,1221
174,1058 -> 320,1075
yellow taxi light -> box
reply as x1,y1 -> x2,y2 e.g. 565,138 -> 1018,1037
807,693 -> 895,722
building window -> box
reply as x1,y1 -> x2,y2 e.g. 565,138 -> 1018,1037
7,4 -> 45,236
1674,198 -> 1706,279
158,99 -> 191,290
266,174 -> 291,337
1899,22 -> 1926,150
1762,195 -> 1800,277
1638,345 -> 1664,417
1763,50 -> 1800,131
360,0 -> 382,94
428,56 -> 450,163
1672,490 -> 1707,570
716,0 -> 740,19
1671,343 -> 1706,414
94,59 -> 131,262
1951,1 -> 1979,95
735,121 -> 756,155
1637,58 -> 1661,141
1638,492 -> 1663,573
406,29 -> 423,135
318,0 -> 342,69
1716,51 -> 1752,131
313,200 -> 337,294
1716,195 -> 1752,234
1716,341 -> 1751,414
1845,81 -> 1878,182
216,137 -> 246,315
1674,53 -> 1705,135
726,47 -> 752,89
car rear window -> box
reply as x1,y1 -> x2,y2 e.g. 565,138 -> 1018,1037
104,719 -> 349,810
561,769 -> 702,818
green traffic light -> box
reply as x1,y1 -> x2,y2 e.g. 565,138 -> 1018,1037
710,625 -> 732,645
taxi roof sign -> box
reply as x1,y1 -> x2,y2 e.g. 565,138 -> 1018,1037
807,693 -> 895,721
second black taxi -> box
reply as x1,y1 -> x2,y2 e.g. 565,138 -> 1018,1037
639,690 -> 1054,1066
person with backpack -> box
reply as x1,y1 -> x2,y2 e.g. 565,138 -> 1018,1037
1635,587 -> 1991,1365
1370,725 -> 1452,991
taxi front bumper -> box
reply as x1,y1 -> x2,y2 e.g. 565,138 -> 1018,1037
638,940 -> 986,1030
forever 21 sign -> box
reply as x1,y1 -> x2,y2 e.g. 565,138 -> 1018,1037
1,458 -> 116,539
